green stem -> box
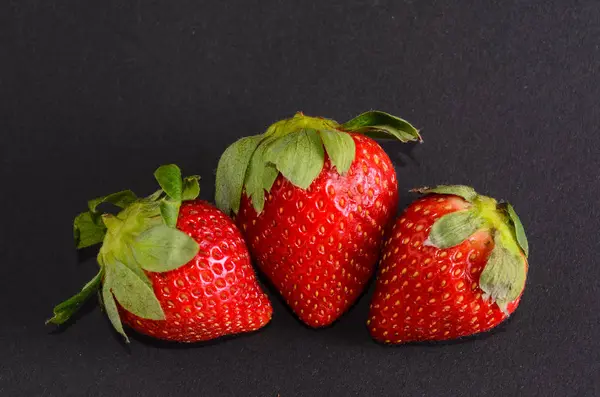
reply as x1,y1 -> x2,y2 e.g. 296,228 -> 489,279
473,196 -> 521,256
266,112 -> 339,138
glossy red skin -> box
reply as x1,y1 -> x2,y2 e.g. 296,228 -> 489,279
237,133 -> 398,327
119,200 -> 272,342
369,194 -> 525,343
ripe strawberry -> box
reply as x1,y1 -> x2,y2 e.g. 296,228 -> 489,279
47,165 -> 272,343
368,185 -> 529,343
215,111 -> 421,327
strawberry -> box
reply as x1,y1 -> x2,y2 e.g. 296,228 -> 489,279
368,185 -> 529,343
215,111 -> 421,327
47,165 -> 272,343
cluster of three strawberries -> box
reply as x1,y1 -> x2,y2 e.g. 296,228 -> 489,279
48,110 -> 529,345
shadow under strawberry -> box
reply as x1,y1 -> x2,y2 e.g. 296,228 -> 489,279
382,139 -> 421,168
126,322 -> 274,350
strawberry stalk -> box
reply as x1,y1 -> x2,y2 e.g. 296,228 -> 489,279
215,110 -> 421,215
47,165 -> 201,342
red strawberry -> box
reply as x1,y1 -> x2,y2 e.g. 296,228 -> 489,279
117,199 -> 273,342
47,165 -> 272,343
215,111 -> 421,327
368,185 -> 529,343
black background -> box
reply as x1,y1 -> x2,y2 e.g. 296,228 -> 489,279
2,1 -> 599,396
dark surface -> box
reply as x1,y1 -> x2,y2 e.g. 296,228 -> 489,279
2,1 -> 599,396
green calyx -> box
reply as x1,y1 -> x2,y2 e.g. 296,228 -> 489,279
47,164 -> 201,342
417,185 -> 529,314
215,111 -> 421,214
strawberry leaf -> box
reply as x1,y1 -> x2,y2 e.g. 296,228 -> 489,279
265,129 -> 324,190
341,111 -> 422,142
154,164 -> 183,201
73,211 -> 107,249
262,163 -> 279,192
182,176 -> 201,201
319,129 -> 356,174
46,269 -> 103,325
245,137 -> 280,213
78,190 -> 138,248
88,190 -> 138,214
145,189 -> 164,202
159,198 -> 181,228
215,135 -> 264,214
132,224 -> 199,272
426,210 -> 483,248
480,234 -> 527,314
112,247 -> 153,288
412,185 -> 478,203
505,203 -> 529,257
108,260 -> 165,320
102,272 -> 129,343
